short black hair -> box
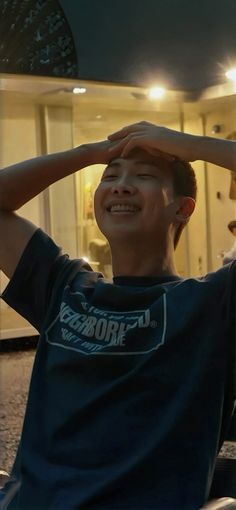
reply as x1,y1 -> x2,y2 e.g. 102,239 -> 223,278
170,159 -> 197,201
168,159 -> 197,247
124,149 -> 197,201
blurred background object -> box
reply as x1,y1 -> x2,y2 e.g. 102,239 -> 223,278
0,0 -> 78,77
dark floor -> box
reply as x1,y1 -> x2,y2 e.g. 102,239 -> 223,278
0,349 -> 35,472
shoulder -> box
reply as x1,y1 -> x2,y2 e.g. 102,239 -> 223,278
1,228 -> 102,331
203,261 -> 236,285
3,227 -> 99,293
164,264 -> 236,303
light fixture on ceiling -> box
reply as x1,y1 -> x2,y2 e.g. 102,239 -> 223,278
147,86 -> 166,100
73,87 -> 87,94
225,68 -> 236,81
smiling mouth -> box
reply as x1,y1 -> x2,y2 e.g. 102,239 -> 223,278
107,205 -> 141,213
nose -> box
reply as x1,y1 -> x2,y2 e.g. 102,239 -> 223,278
110,176 -> 137,195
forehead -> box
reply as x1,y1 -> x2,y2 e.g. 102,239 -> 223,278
104,149 -> 171,175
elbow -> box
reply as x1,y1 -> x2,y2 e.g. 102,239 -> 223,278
0,193 -> 18,212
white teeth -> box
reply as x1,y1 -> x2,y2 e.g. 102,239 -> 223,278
110,204 -> 139,212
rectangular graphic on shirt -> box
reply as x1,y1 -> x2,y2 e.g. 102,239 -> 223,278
45,289 -> 167,356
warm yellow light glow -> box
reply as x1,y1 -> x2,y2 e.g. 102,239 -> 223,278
73,87 -> 87,94
148,86 -> 166,100
225,68 -> 236,81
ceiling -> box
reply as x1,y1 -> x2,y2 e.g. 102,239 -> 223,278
1,0 -> 236,94
58,0 -> 236,92
1,73 -> 236,121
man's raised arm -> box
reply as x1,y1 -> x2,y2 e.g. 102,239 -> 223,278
0,140 -> 117,212
0,140 -> 119,279
108,121 -> 236,171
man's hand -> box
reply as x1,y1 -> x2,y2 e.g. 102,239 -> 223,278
107,121 -> 198,162
0,139 -> 123,213
79,139 -> 125,165
107,120 -> 236,171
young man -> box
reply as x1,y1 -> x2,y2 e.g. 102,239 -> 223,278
0,121 -> 235,510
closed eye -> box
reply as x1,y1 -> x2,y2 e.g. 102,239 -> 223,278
101,174 -> 117,181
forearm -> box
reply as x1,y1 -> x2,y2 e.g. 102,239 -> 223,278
108,122 -> 236,171
191,135 -> 236,171
0,145 -> 92,211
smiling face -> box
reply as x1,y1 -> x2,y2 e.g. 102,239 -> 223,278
94,150 -> 181,248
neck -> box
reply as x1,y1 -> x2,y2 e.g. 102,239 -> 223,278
109,239 -> 178,278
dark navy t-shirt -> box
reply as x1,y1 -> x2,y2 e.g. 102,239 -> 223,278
1,229 -> 235,510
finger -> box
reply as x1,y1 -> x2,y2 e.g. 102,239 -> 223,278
108,133 -> 137,153
120,136 -> 146,157
108,123 -> 145,141
108,132 -> 177,162
158,153 -> 176,162
146,148 -> 176,161
120,138 -> 176,160
108,139 -> 130,154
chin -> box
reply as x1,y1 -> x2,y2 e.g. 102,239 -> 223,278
105,229 -> 144,244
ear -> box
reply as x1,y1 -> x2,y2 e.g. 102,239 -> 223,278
175,196 -> 195,224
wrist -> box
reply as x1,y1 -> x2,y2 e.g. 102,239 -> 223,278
181,133 -> 217,162
70,144 -> 94,169
184,133 -> 203,162
187,135 -> 235,170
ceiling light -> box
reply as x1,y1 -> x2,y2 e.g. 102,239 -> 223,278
225,68 -> 236,81
73,87 -> 87,94
148,86 -> 166,100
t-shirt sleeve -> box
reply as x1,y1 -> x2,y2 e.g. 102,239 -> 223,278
1,228 -> 73,332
